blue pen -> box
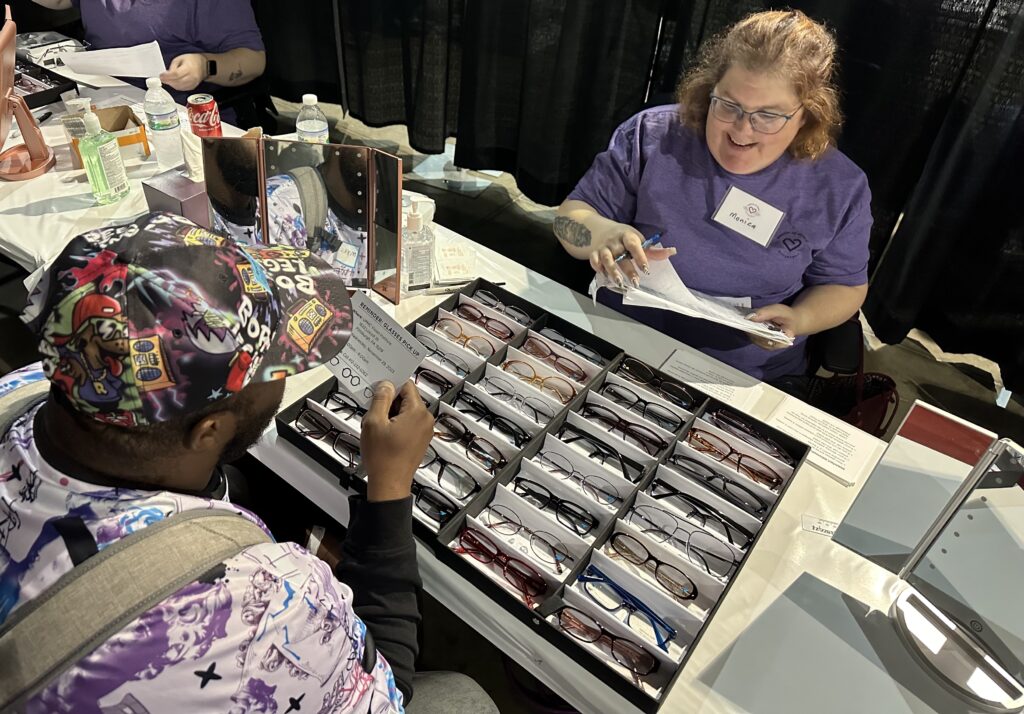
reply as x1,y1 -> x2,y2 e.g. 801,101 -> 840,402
614,233 -> 662,263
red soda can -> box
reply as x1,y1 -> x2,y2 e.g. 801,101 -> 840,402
187,94 -> 222,137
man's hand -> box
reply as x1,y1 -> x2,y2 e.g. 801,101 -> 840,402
360,381 -> 434,502
160,53 -> 208,92
747,303 -> 803,351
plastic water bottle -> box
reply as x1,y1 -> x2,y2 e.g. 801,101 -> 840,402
144,77 -> 184,169
296,94 -> 329,144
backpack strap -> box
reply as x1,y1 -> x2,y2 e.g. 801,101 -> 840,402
286,165 -> 330,251
0,509 -> 271,711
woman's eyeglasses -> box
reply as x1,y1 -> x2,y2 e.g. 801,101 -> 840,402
538,327 -> 606,366
419,445 -> 481,500
627,504 -> 738,580
555,606 -> 659,676
704,406 -> 794,466
598,383 -> 683,432
434,412 -> 508,473
453,391 -> 530,447
686,428 -> 783,490
501,359 -> 577,405
454,303 -> 515,341
482,504 -> 575,574
512,476 -> 598,536
709,94 -> 802,135
647,479 -> 753,549
578,565 -> 677,652
411,480 -> 459,526
418,332 -> 471,377
666,453 -> 768,519
481,375 -> 556,425
607,533 -> 697,603
617,357 -> 695,410
414,368 -> 454,399
522,336 -> 587,383
433,318 -> 498,358
455,527 -> 547,607
556,423 -> 644,483
536,450 -> 622,507
294,408 -> 361,470
473,289 -> 532,325
581,403 -> 669,456
324,389 -> 366,422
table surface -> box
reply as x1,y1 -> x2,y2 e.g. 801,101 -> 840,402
250,228 -> 965,714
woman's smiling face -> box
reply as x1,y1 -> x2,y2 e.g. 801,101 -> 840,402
705,65 -> 805,175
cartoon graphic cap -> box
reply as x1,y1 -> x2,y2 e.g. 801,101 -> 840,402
21,212 -> 353,427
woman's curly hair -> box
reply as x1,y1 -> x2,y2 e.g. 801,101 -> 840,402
676,10 -> 842,160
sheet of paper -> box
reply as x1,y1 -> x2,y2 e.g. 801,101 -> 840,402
660,345 -> 766,412
327,293 -> 427,407
765,396 -> 885,486
432,231 -> 477,284
62,41 -> 166,79
45,64 -> 129,88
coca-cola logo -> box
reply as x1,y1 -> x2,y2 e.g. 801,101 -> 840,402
189,108 -> 220,126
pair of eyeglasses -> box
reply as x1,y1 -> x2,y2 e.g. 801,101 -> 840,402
556,423 -> 644,483
522,336 -> 587,383
606,532 -> 697,603
704,406 -> 794,466
473,289 -> 532,325
294,408 -> 361,470
482,504 -> 575,574
415,368 -> 454,398
435,413 -> 508,474
501,360 -> 577,405
709,94 -> 802,135
686,429 -> 782,490
539,327 -> 606,366
647,479 -> 753,549
324,389 -> 367,422
578,565 -> 677,652
555,606 -> 659,676
512,476 -> 597,536
617,357 -> 696,410
666,453 -> 768,519
453,391 -> 530,447
411,480 -> 459,526
419,445 -> 481,500
536,451 -> 622,507
598,383 -> 683,432
455,527 -> 546,606
455,303 -> 515,341
581,403 -> 668,456
433,318 -> 497,358
481,376 -> 556,424
418,332 -> 471,377
628,504 -> 738,580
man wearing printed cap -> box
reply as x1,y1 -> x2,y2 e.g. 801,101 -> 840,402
0,213 -> 481,713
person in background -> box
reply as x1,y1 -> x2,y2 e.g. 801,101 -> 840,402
31,0 -> 265,122
555,10 -> 871,383
0,213 -> 497,712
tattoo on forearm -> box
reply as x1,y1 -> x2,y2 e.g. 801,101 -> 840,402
553,216 -> 592,248
228,68 -> 243,82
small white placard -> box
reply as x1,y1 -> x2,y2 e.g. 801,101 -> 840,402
660,345 -> 766,413
712,185 -> 785,247
801,514 -> 838,537
327,292 -> 427,406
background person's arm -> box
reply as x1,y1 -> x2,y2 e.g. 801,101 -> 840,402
29,0 -> 72,9
160,48 -> 266,92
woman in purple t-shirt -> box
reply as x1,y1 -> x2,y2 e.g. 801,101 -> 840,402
555,10 -> 871,381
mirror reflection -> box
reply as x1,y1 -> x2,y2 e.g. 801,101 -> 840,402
203,136 -> 262,245
372,150 -> 402,302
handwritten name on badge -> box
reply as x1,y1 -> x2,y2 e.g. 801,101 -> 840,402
712,185 -> 785,247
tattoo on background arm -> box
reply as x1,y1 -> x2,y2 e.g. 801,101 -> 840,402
553,216 -> 592,248
228,68 -> 243,82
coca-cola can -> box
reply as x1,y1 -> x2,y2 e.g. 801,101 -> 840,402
187,94 -> 222,137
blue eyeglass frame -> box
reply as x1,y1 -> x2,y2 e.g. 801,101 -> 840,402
578,564 -> 677,652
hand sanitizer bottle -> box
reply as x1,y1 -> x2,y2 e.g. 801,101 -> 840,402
79,111 -> 130,205
402,204 -> 434,295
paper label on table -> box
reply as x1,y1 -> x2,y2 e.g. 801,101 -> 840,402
712,185 -> 785,247
62,41 -> 167,79
327,293 -> 427,407
433,233 -> 477,284
660,346 -> 765,413
801,514 -> 838,537
765,396 -> 883,486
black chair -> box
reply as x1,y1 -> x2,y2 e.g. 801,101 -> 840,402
212,76 -> 279,133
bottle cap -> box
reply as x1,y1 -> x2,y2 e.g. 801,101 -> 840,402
146,77 -> 161,89
83,111 -> 101,135
406,203 -> 423,232
302,94 -> 318,106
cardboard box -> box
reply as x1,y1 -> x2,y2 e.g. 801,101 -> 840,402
142,169 -> 211,228
70,106 -> 150,168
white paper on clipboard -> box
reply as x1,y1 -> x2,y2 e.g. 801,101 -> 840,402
62,41 -> 166,79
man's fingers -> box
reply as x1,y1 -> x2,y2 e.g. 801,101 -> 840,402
364,381 -> 396,424
396,380 -> 422,414
622,233 -> 649,275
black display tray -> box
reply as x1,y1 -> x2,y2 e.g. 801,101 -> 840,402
13,58 -> 77,110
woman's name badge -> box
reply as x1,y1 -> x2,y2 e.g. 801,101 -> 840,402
712,186 -> 785,247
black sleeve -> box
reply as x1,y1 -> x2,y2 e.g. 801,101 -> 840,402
335,495 -> 420,703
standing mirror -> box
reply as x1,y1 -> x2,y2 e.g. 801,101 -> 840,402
203,136 -> 262,245
370,150 -> 402,303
